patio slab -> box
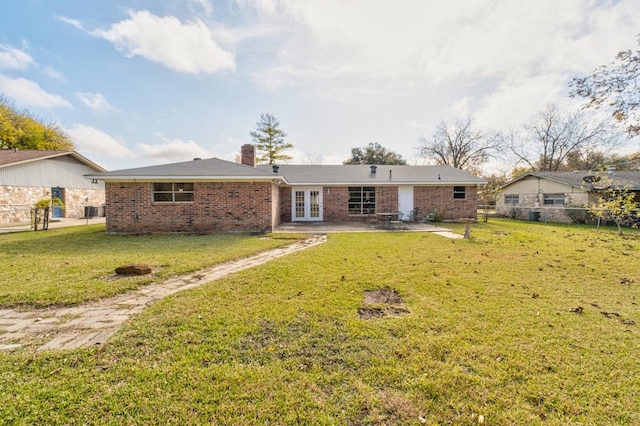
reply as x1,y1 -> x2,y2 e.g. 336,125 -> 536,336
273,221 -> 460,235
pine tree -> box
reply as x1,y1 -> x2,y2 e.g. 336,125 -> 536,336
249,113 -> 293,165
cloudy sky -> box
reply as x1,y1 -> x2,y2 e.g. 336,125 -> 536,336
0,0 -> 638,171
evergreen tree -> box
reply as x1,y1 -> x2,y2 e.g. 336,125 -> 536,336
249,113 -> 293,165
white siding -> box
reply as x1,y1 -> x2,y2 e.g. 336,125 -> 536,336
0,157 -> 104,189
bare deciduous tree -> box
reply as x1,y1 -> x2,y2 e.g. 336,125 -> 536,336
302,151 -> 323,165
419,117 -> 500,174
570,35 -> 640,136
505,103 -> 617,172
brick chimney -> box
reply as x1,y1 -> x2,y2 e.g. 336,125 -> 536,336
240,144 -> 256,167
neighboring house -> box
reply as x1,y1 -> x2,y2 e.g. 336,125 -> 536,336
86,144 -> 486,234
0,149 -> 106,226
496,170 -> 640,223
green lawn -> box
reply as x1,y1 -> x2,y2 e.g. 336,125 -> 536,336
1,220 -> 639,425
0,224 -> 303,307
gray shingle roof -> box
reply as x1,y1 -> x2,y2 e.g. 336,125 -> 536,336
86,157 -> 277,180
88,157 -> 486,186
257,164 -> 486,185
0,149 -> 105,171
505,171 -> 640,190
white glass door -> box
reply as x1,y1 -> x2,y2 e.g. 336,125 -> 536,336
293,187 -> 323,221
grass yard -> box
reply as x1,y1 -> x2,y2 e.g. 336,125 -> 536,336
1,220 -> 639,425
0,224 -> 304,307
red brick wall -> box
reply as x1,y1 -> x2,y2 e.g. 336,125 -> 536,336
376,186 -> 398,215
276,186 -> 397,222
275,184 -> 479,224
240,144 -> 256,167
322,187 -> 349,221
414,186 -> 478,220
279,187 -> 292,222
105,181 -> 273,233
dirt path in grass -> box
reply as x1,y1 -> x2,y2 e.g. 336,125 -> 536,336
0,235 -> 327,352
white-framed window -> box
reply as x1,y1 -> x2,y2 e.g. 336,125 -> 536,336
504,194 -> 519,205
348,186 -> 376,215
543,193 -> 564,206
453,186 -> 467,200
152,183 -> 194,202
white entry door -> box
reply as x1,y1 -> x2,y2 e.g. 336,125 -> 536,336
293,187 -> 323,221
398,186 -> 414,219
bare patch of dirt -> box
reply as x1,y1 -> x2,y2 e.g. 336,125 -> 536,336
364,289 -> 403,305
357,307 -> 385,319
358,289 -> 409,319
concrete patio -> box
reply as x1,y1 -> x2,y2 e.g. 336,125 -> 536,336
274,221 -> 463,238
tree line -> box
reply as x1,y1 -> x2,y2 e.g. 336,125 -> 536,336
0,96 -> 73,151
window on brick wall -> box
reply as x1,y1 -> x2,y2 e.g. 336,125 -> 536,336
152,183 -> 194,202
453,186 -> 467,200
348,186 -> 376,215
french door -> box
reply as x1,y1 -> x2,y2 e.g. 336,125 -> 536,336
293,187 -> 323,221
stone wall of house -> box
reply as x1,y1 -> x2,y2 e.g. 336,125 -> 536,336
414,186 -> 478,220
105,181 -> 273,233
66,188 -> 106,218
496,192 -> 590,223
0,185 -> 105,226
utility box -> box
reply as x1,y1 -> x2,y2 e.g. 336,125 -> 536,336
84,206 -> 99,218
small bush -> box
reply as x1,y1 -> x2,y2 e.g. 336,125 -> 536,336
565,207 -> 587,224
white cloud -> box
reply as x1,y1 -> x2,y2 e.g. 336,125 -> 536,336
474,73 -> 570,132
57,16 -> 84,31
0,74 -> 71,108
0,44 -> 34,70
92,10 -> 235,74
138,133 -> 214,164
239,0 -> 640,97
189,0 -> 214,17
65,124 -> 135,159
76,92 -> 115,112
42,66 -> 65,81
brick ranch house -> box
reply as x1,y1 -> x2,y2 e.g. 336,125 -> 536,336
0,149 -> 106,226
86,144 -> 486,234
496,170 -> 640,223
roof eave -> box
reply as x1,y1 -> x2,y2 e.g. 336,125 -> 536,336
85,175 -> 284,183
0,150 -> 106,172
283,180 -> 486,186
500,172 -> 584,190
